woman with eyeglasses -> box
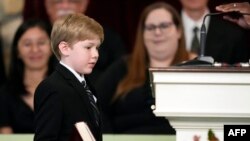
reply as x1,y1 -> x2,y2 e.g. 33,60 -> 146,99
96,2 -> 189,134
0,19 -> 56,133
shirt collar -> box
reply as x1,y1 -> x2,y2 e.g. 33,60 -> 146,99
181,9 -> 210,50
182,8 -> 210,30
60,61 -> 85,83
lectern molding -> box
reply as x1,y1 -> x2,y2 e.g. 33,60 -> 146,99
150,67 -> 250,141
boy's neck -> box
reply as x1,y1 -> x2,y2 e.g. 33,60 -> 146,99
60,61 -> 85,82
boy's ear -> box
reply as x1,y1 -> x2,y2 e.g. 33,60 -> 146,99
58,41 -> 71,56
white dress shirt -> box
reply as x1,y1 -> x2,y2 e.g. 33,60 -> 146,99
60,61 -> 85,83
181,9 -> 210,51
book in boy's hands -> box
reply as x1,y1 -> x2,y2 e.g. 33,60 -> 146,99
69,121 -> 96,141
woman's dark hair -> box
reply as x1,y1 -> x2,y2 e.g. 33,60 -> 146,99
7,19 -> 56,96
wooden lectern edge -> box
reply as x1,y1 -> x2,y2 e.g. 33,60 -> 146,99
153,111 -> 250,118
149,66 -> 250,73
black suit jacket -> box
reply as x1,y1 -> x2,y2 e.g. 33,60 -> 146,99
34,64 -> 102,141
0,37 -> 6,86
206,16 -> 249,64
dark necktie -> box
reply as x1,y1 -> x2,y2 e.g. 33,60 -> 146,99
191,26 -> 200,54
82,81 -> 100,127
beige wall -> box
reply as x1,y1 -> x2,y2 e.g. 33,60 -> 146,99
1,0 -> 24,15
0,0 -> 24,74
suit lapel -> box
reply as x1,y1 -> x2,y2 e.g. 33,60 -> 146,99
55,64 -> 100,132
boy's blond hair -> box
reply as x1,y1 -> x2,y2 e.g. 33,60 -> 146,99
51,13 -> 104,60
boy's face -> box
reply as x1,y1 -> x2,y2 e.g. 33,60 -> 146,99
66,39 -> 100,75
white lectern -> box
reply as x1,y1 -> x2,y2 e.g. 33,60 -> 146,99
149,66 -> 250,141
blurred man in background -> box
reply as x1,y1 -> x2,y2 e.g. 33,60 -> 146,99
180,0 -> 249,64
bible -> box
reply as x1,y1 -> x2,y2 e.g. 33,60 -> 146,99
69,121 -> 96,141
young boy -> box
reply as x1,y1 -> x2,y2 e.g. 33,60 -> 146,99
34,13 -> 104,141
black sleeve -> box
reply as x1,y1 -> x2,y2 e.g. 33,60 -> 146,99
0,37 -> 6,86
230,27 -> 250,63
34,81 -> 63,141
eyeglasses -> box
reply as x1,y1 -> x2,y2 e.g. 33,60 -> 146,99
144,22 -> 174,32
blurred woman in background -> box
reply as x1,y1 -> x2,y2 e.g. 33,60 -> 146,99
0,19 -> 56,133
96,2 -> 189,134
